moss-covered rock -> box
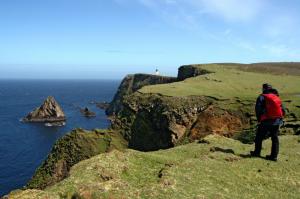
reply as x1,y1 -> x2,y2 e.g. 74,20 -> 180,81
26,128 -> 127,190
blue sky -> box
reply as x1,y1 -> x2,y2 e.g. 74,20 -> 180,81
0,0 -> 300,79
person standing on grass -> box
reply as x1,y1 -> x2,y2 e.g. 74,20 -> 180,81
250,83 -> 285,161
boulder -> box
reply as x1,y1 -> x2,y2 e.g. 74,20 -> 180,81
23,96 -> 66,123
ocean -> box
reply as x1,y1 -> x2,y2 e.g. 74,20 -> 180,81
0,79 -> 120,196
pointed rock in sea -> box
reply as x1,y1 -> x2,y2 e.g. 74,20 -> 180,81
23,96 -> 66,123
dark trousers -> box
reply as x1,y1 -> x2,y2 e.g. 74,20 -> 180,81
254,122 -> 279,158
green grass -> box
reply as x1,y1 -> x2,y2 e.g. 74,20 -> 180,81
140,64 -> 300,118
9,135 -> 300,199
25,128 -> 127,190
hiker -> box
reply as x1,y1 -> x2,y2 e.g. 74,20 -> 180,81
250,83 -> 285,161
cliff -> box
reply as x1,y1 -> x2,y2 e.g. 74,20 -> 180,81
23,96 -> 66,123
111,92 -> 248,151
26,128 -> 127,190
106,73 -> 177,115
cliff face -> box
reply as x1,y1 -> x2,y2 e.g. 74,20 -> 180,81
26,129 -> 127,190
106,74 -> 177,115
111,93 -> 209,150
110,92 -> 249,151
23,96 -> 66,123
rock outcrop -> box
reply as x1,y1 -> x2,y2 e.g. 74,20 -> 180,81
95,101 -> 110,110
177,65 -> 211,80
23,96 -> 66,123
80,107 -> 96,117
26,128 -> 127,190
106,74 -> 177,115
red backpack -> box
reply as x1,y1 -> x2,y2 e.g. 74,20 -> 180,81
260,93 -> 283,121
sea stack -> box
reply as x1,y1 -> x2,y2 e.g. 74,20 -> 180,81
23,96 -> 66,123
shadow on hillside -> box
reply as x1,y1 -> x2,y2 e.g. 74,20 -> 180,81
210,146 -> 267,160
210,147 -> 235,154
239,154 -> 265,160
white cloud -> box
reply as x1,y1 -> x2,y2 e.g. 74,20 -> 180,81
137,0 -> 200,30
137,0 -> 159,8
133,0 -> 300,59
187,0 -> 265,22
263,14 -> 299,38
224,29 -> 232,36
134,0 -> 267,32
262,44 -> 300,58
165,0 -> 177,5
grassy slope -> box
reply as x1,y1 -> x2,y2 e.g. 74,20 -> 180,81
9,135 -> 300,199
26,129 -> 127,190
140,64 -> 300,118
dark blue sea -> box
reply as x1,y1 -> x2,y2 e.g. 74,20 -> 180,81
0,79 -> 120,196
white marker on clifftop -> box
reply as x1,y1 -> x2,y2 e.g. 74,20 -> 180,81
155,69 -> 160,75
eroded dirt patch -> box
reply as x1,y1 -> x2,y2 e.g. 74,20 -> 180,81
189,106 -> 247,140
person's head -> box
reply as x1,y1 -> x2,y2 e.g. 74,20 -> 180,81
262,83 -> 280,95
262,83 -> 272,93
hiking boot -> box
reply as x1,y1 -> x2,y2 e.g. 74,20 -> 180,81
250,151 -> 261,157
266,155 -> 277,162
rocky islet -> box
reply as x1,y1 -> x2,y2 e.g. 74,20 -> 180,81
23,96 -> 66,125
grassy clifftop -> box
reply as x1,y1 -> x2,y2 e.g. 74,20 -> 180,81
9,135 -> 300,199
140,64 -> 300,118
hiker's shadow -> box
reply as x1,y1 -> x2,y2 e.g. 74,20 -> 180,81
209,146 -> 266,160
239,154 -> 265,160
239,154 -> 253,158
210,147 -> 235,154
